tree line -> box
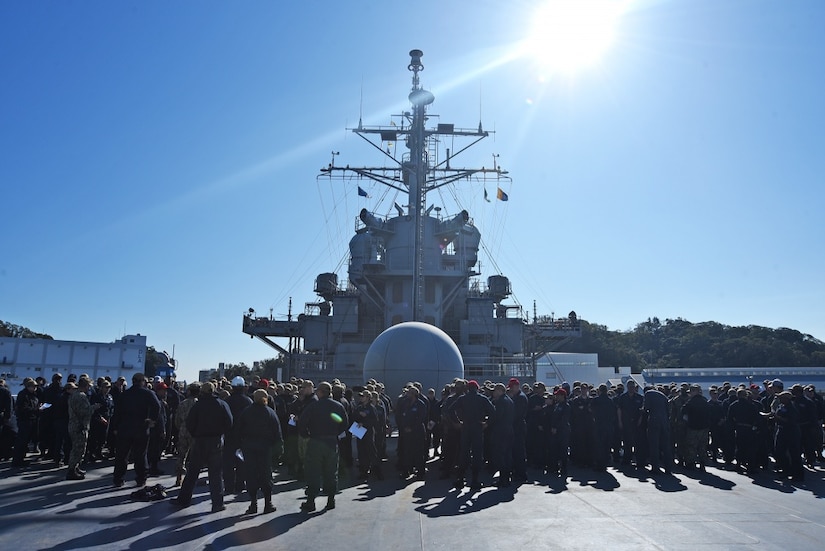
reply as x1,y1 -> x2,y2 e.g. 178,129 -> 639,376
564,317 -> 825,371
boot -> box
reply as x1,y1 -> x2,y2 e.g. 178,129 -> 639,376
263,502 -> 276,514
245,500 -> 258,515
174,474 -> 182,487
300,499 -> 316,512
325,497 -> 336,510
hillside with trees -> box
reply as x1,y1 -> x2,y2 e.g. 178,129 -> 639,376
0,320 -> 52,340
565,317 -> 825,371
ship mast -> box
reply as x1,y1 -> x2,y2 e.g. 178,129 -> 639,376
407,49 -> 431,321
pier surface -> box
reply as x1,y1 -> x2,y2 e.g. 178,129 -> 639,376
2,446 -> 825,550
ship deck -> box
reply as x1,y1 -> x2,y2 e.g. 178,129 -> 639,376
2,441 -> 825,550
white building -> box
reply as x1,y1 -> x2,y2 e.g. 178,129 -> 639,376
536,352 -> 633,388
0,334 -> 147,386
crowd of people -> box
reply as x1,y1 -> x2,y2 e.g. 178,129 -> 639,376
1,372 -> 824,515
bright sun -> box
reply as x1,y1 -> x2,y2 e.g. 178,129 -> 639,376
521,0 -> 628,74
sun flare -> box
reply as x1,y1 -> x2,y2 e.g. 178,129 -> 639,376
521,0 -> 628,74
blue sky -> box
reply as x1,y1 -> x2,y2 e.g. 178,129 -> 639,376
2,0 -> 823,383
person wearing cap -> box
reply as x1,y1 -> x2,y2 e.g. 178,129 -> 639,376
66,378 -> 97,480
146,382 -> 170,476
590,384 -> 618,472
790,384 -> 818,468
223,376 -> 253,495
396,385 -> 428,481
111,373 -> 162,488
727,388 -> 759,473
173,382 -> 201,486
48,380 -> 75,468
172,381 -> 234,512
88,379 -> 113,462
237,388 -> 283,514
297,381 -> 349,512
526,382 -> 547,468
490,383 -> 514,487
39,373 -> 64,460
450,380 -> 495,491
352,388 -> 382,481
506,378 -> 528,482
616,380 -> 644,467
804,385 -> 824,463
680,385 -> 711,471
771,391 -> 804,481
12,378 -> 40,467
545,387 -> 571,477
438,380 -> 466,480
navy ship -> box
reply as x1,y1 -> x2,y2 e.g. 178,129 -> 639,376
243,50 -> 580,385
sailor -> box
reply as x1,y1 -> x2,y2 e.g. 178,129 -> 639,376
681,384 -> 711,471
770,391 -> 803,481
396,385 -> 428,480
172,382 -> 234,512
147,382 -> 168,476
526,382 -> 547,468
173,382 -> 200,486
616,380 -> 644,467
352,388 -> 382,480
592,383 -> 618,472
642,385 -> 671,473
237,388 -> 283,515
438,380 -> 465,479
506,378 -> 529,481
451,380 -> 495,491
223,376 -> 253,495
11,378 -> 40,468
546,387 -> 571,477
66,378 -> 96,480
297,381 -> 348,512
727,388 -> 759,473
111,373 -> 162,488
490,383 -> 514,487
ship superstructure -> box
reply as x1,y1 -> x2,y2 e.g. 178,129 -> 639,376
243,50 -> 580,384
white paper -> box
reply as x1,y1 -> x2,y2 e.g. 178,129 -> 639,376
348,422 -> 367,440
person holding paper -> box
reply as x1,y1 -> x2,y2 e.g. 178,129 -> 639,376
353,390 -> 382,481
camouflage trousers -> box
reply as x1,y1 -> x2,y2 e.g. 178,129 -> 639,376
177,433 -> 194,476
682,428 -> 708,465
68,427 -> 88,471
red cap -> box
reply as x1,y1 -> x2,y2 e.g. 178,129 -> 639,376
467,380 -> 480,390
507,378 -> 520,388
259,379 -> 269,388
155,382 -> 168,390
553,388 -> 568,398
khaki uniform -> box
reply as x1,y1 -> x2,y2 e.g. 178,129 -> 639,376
68,391 -> 93,472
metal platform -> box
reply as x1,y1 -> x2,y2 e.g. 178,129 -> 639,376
2,444 -> 825,550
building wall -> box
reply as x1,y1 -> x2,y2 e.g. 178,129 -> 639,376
0,334 -> 147,384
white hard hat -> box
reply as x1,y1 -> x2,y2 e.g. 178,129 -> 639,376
231,376 -> 246,387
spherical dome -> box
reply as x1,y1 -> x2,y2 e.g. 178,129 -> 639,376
363,321 -> 464,396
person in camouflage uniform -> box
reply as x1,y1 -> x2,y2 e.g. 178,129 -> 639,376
67,378 -> 95,480
174,383 -> 200,486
